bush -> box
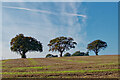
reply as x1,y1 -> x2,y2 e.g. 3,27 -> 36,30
64,53 -> 71,57
46,54 -> 58,58
79,52 -> 85,56
52,55 -> 58,57
72,51 -> 89,56
46,54 -> 53,58
84,52 -> 89,56
72,51 -> 81,56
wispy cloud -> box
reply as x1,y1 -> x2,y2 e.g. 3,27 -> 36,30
63,13 -> 87,18
3,6 -> 87,18
2,2 -> 87,59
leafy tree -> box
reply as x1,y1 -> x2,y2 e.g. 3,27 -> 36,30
87,40 -> 107,55
10,34 -> 43,58
48,36 -> 77,57
64,52 -> 71,57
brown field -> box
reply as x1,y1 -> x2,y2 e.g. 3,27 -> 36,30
1,55 -> 120,78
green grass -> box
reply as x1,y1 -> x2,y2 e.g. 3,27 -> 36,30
1,61 -> 6,63
0,60 -> 10,67
27,58 -> 38,65
1,69 -> 119,75
46,76 -> 72,78
11,67 -> 43,70
54,58 -> 88,63
3,66 -> 51,70
1,59 -> 10,64
98,62 -> 119,66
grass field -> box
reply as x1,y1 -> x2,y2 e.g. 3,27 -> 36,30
1,55 -> 120,78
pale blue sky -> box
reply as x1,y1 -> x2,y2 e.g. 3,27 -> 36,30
2,2 -> 118,59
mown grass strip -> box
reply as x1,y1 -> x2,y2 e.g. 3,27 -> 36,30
27,58 -> 38,65
98,62 -> 119,66
54,58 -> 88,63
11,67 -> 43,70
1,69 -> 119,75
1,61 -> 6,63
0,59 -> 10,64
0,60 -> 10,67
3,66 -> 51,70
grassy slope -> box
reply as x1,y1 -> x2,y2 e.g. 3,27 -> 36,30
1,55 -> 120,78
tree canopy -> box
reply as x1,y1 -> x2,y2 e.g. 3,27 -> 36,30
10,34 -> 43,58
48,36 -> 77,57
87,40 -> 107,55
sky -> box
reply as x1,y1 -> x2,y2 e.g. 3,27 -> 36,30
1,2 -> 118,59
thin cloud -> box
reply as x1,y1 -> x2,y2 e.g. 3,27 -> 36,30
3,6 -> 55,14
2,3 -> 87,59
3,6 -> 87,18
63,13 -> 87,18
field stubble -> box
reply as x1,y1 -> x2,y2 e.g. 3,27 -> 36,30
1,55 -> 119,78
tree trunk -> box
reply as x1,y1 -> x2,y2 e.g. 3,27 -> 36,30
95,52 -> 98,56
60,52 -> 63,57
21,53 -> 26,58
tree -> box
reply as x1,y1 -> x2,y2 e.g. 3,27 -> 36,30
10,34 -> 43,58
87,40 -> 107,55
48,36 -> 77,57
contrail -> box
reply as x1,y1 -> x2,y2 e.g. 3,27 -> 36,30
3,6 -> 55,14
3,6 -> 87,18
63,13 -> 87,18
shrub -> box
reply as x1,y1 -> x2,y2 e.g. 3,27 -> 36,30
64,53 -> 71,57
79,52 -> 85,56
72,51 -> 89,56
52,55 -> 58,57
46,54 -> 58,58
46,54 -> 53,58
84,52 -> 89,56
72,51 -> 81,56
